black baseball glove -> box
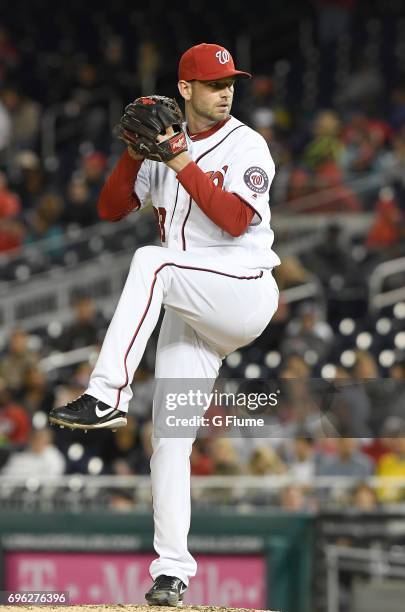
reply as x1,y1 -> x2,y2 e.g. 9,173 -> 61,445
114,95 -> 187,162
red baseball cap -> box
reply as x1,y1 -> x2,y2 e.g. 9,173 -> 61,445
178,43 -> 251,82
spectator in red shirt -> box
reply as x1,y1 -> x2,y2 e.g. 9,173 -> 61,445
0,170 -> 20,218
0,170 -> 24,253
0,218 -> 24,253
190,439 -> 214,476
312,161 -> 362,212
366,187 -> 404,251
0,380 -> 31,447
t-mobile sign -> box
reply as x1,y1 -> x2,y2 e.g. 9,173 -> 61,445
5,552 -> 266,607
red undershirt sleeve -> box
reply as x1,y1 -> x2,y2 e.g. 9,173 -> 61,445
97,150 -> 143,221
176,161 -> 255,237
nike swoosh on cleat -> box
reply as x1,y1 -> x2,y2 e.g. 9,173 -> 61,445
95,403 -> 115,417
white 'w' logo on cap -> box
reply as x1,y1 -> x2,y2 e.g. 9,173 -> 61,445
215,50 -> 230,64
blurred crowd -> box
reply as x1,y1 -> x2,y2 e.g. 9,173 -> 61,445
1,306 -> 405,512
1,2 -> 405,513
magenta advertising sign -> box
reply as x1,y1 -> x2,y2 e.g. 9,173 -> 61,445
5,552 -> 266,607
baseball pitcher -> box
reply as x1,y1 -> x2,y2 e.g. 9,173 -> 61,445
50,43 -> 280,606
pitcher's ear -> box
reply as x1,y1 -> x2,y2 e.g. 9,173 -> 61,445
178,80 -> 192,101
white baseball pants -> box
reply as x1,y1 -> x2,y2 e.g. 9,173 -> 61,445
86,244 -> 279,585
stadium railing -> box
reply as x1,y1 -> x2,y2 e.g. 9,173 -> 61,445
0,475 -> 404,511
326,544 -> 405,612
369,255 -> 405,312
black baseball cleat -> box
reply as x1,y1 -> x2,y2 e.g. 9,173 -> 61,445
145,575 -> 187,607
49,394 -> 127,430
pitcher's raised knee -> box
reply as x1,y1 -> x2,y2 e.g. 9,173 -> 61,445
131,245 -> 167,271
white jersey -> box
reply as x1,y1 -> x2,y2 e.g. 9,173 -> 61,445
134,115 -> 280,269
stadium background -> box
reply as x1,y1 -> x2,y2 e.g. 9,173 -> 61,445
1,1 -> 405,611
